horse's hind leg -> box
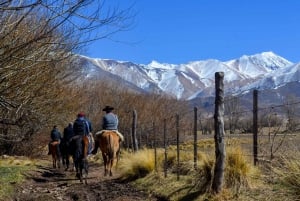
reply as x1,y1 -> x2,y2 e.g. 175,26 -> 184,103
74,160 -> 81,181
102,153 -> 108,176
57,157 -> 61,168
109,159 -> 113,176
83,159 -> 88,184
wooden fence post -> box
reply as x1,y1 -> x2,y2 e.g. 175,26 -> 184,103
176,114 -> 180,181
132,109 -> 138,152
212,72 -> 226,194
153,122 -> 157,172
253,89 -> 258,166
164,119 -> 167,178
194,107 -> 198,169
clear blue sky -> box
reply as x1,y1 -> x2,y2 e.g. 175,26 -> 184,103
85,0 -> 300,64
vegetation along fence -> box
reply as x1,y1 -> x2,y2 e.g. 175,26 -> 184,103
119,72 -> 300,183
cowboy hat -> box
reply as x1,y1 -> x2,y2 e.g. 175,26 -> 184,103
102,106 -> 114,111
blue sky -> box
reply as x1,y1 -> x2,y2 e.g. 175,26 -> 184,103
85,1 -> 300,64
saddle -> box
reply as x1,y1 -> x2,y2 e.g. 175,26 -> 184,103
50,141 -> 60,146
95,130 -> 124,141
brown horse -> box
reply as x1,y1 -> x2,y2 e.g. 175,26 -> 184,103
92,131 -> 121,176
49,141 -> 61,168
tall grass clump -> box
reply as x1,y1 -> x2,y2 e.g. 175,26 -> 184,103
283,159 -> 300,194
274,154 -> 300,196
118,149 -> 155,181
225,146 -> 253,194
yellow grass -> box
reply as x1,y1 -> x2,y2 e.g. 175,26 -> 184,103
0,156 -> 36,200
117,145 -> 257,200
117,148 -> 155,180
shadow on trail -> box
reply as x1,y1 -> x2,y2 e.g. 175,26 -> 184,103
24,164 -> 97,184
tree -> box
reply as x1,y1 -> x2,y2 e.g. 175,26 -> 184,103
224,95 -> 241,134
0,0 -> 135,155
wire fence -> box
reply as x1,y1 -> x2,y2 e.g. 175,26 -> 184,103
119,77 -> 300,178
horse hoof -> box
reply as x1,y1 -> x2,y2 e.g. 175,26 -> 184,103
76,173 -> 80,179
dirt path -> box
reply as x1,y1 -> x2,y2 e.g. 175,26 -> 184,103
13,159 -> 164,201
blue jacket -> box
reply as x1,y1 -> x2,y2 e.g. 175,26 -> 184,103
73,117 -> 86,135
85,118 -> 93,133
51,128 -> 61,141
102,113 -> 118,130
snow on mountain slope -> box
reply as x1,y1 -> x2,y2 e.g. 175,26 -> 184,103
80,52 -> 296,100
238,63 -> 300,93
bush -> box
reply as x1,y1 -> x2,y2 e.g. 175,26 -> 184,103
225,146 -> 252,194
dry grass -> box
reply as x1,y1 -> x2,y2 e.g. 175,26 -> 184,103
117,145 -> 258,200
273,153 -> 300,195
117,148 -> 155,181
117,135 -> 300,201
0,155 -> 36,200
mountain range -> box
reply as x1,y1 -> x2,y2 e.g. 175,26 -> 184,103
77,51 -> 300,104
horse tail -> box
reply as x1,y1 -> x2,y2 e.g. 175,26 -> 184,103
108,134 -> 115,160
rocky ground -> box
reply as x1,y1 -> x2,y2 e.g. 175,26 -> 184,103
12,159 -> 165,201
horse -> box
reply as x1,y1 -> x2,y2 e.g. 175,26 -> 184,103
69,135 -> 89,184
59,139 -> 75,171
92,131 -> 121,176
49,141 -> 61,169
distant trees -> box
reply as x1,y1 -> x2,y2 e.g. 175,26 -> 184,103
0,0 -> 134,155
224,96 -> 241,134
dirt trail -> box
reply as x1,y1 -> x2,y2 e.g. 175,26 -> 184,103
12,159 -> 164,201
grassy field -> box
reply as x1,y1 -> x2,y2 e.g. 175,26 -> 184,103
1,134 -> 299,201
117,134 -> 300,201
0,156 -> 38,200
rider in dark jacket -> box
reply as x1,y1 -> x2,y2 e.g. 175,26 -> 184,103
48,125 -> 62,155
63,123 -> 74,142
73,112 -> 89,136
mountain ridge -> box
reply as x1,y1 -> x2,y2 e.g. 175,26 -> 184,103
79,51 -> 298,101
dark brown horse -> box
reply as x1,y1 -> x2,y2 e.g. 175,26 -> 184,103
69,135 -> 89,184
92,131 -> 121,176
49,141 -> 61,168
60,139 -> 75,171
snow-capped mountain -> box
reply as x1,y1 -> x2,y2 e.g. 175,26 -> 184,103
78,51 -> 298,100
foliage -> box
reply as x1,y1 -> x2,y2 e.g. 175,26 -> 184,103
274,154 -> 300,195
0,0 -> 135,155
118,149 -> 155,181
0,156 -> 35,200
118,142 -> 261,200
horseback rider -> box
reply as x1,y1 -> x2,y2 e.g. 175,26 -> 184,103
102,106 -> 118,130
63,122 -> 74,142
101,106 -> 124,141
47,125 -> 62,156
61,122 -> 74,170
73,112 -> 89,136
73,112 -> 94,155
